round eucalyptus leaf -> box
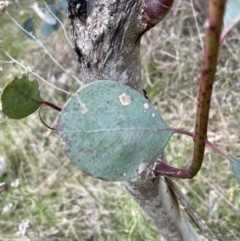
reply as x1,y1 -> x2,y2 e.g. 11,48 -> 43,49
56,81 -> 173,181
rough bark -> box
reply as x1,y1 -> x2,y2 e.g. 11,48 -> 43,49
66,0 -> 203,240
123,161 -> 202,241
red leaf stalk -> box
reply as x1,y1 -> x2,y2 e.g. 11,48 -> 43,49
155,0 -> 227,179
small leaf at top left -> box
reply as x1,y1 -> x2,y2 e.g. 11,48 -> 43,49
1,75 -> 43,119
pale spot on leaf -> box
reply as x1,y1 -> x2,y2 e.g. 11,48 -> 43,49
76,95 -> 88,114
143,103 -> 149,109
119,93 -> 132,106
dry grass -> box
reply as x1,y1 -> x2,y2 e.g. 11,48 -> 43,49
0,1 -> 240,240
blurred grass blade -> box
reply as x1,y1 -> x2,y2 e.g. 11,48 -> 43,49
1,74 -> 43,119
229,156 -> 240,182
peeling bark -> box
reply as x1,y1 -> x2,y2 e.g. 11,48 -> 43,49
66,0 -> 204,240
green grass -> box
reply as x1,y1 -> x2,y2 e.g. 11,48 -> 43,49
1,1 -> 240,240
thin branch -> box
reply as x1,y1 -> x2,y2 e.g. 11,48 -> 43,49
40,101 -> 62,112
156,126 -> 240,177
155,0 -> 227,179
165,127 -> 228,158
188,0 -> 227,178
38,104 -> 57,130
0,60 -> 15,64
2,49 -> 71,95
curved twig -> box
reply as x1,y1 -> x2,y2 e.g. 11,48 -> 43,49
38,104 -> 57,131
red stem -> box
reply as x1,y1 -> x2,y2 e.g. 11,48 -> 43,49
155,0 -> 227,179
154,127 -> 229,178
40,100 -> 62,112
167,127 -> 228,158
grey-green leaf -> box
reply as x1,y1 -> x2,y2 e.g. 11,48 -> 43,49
224,0 -> 240,31
56,81 -> 173,181
229,156 -> 240,182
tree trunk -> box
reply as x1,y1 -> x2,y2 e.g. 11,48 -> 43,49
66,0 -> 204,240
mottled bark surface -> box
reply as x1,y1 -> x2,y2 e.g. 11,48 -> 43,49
66,0 -> 204,240
68,0 -> 173,91
123,160 -> 202,241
